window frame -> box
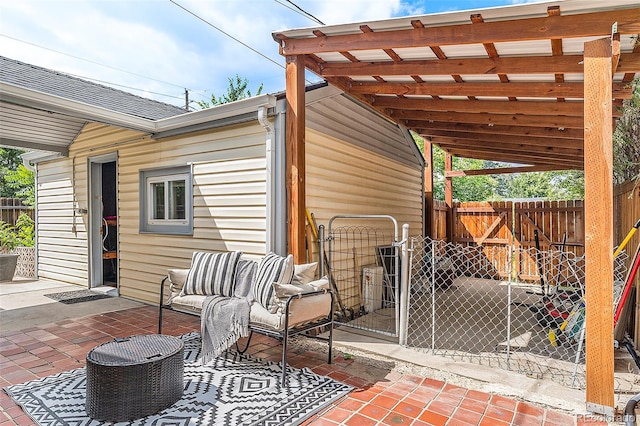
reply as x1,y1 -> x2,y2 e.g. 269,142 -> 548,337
139,165 -> 193,235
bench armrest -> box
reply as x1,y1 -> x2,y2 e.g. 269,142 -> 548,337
282,289 -> 334,328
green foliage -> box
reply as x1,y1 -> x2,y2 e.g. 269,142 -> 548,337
413,132 -> 584,202
613,79 -> 639,184
0,222 -> 20,252
4,165 -> 35,205
197,75 -> 264,109
0,213 -> 34,251
0,148 -> 35,205
15,213 -> 34,246
425,139 -> 499,202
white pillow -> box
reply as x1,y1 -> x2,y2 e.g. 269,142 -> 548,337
291,262 -> 318,285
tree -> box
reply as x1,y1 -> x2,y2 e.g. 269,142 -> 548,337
413,133 -> 584,201
197,75 -> 264,109
613,78 -> 639,184
417,135 -> 498,202
0,148 -> 34,205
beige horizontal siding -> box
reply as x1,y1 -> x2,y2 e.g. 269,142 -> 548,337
36,147 -> 91,284
306,128 -> 423,233
306,128 -> 423,311
35,122 -> 269,299
117,122 -> 268,304
35,115 -> 423,308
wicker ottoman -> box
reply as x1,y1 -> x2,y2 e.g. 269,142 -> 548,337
85,334 -> 184,421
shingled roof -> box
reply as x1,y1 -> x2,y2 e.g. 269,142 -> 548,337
0,56 -> 187,120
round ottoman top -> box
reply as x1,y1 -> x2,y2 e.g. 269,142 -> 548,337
87,334 -> 183,367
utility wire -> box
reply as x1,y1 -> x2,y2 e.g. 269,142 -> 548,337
281,0 -> 325,25
63,73 -> 184,100
0,33 -> 192,91
168,0 -> 284,70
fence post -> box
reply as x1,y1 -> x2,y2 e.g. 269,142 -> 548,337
318,225 -> 325,277
399,224 -> 410,346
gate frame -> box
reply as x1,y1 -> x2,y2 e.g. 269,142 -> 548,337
323,215 -> 408,338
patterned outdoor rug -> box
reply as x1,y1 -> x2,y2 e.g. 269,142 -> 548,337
3,332 -> 352,425
43,290 -> 111,304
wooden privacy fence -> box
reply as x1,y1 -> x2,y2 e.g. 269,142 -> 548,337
614,180 -> 640,272
430,199 -> 585,281
0,198 -> 33,225
454,200 -> 584,281
429,181 -> 638,280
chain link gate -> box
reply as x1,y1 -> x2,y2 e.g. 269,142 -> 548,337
322,215 -> 401,337
406,236 -> 634,390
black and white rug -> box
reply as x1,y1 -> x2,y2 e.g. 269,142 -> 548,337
4,332 -> 352,425
43,290 -> 111,304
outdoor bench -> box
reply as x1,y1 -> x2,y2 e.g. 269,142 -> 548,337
158,252 -> 334,385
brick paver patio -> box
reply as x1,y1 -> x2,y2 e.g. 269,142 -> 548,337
0,305 -> 603,425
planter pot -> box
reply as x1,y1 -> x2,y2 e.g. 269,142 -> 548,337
0,253 -> 19,282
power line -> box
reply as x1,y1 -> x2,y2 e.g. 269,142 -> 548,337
281,0 -> 325,25
168,0 -> 284,71
0,33 -> 191,91
63,72 -> 184,100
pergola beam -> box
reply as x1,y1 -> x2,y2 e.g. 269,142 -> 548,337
435,139 -> 583,162
415,122 -> 584,140
278,9 -> 640,54
397,111 -> 585,129
441,146 -> 583,169
445,165 -> 565,177
319,53 -> 640,77
421,130 -> 584,149
348,81 -> 633,99
375,96 -> 592,117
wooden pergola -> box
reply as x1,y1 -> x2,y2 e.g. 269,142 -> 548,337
273,0 -> 640,414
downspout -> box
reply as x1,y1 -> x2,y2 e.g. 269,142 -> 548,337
21,157 -> 35,172
258,106 -> 276,253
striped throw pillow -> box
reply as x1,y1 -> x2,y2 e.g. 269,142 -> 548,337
252,253 -> 294,312
182,251 -> 242,297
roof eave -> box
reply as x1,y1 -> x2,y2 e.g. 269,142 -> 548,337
0,82 -> 157,133
154,94 -> 278,133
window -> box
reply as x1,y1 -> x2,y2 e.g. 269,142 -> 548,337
140,165 -> 192,235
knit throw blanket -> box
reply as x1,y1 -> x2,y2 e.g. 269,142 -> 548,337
200,295 -> 250,364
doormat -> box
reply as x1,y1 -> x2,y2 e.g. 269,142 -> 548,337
3,332 -> 352,425
43,290 -> 111,304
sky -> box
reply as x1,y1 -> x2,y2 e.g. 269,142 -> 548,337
0,0 -> 540,110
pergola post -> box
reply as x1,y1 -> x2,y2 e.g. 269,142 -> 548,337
424,141 -> 434,238
444,153 -> 454,242
583,35 -> 616,416
285,55 -> 306,263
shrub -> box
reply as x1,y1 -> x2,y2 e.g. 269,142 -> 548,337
0,213 -> 34,252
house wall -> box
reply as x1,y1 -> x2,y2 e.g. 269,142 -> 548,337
36,124 -> 145,285
35,91 -> 423,306
36,121 -> 269,304
304,90 -> 424,237
306,127 -> 423,238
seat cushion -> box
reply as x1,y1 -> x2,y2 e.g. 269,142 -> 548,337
170,294 -> 207,314
252,253 -> 294,313
182,251 -> 242,297
249,293 -> 332,332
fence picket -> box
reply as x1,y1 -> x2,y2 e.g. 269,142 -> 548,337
0,198 -> 34,225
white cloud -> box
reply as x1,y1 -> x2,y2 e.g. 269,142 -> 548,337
0,0 -> 422,107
